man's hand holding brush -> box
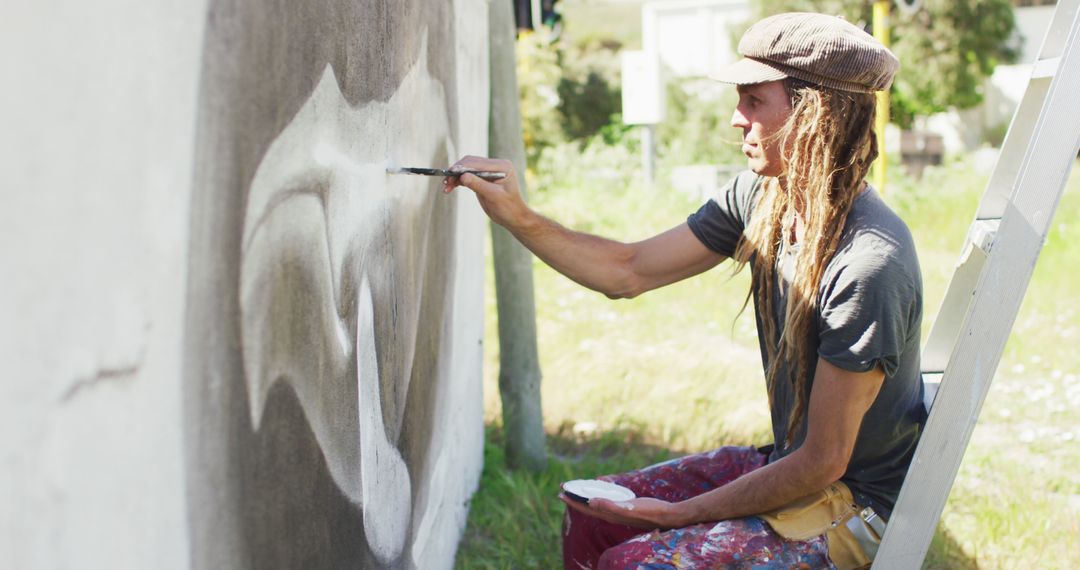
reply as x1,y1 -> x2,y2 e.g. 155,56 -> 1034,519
443,156 -> 533,232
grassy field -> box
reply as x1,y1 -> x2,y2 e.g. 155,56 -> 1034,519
454,156 -> 1080,569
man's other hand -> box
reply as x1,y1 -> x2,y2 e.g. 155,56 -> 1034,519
559,493 -> 683,530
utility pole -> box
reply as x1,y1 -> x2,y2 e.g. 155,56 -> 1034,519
487,0 -> 547,472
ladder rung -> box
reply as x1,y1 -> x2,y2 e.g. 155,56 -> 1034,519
1032,57 -> 1060,79
921,372 -> 943,412
969,219 -> 999,254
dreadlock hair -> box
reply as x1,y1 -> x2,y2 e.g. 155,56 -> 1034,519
731,77 -> 879,449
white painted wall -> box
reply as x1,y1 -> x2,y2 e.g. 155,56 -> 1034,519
0,2 -> 487,568
0,3 -> 207,568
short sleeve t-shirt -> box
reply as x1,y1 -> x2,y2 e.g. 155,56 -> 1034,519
686,171 -> 925,519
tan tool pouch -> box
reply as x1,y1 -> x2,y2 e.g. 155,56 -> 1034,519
758,482 -> 873,570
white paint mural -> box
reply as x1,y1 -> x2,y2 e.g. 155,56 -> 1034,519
2,1 -> 487,569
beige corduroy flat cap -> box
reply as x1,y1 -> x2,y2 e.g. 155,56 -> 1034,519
711,12 -> 899,93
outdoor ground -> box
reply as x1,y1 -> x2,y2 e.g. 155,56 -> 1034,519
454,157 -> 1080,569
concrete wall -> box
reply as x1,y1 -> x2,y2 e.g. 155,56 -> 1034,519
1,1 -> 488,568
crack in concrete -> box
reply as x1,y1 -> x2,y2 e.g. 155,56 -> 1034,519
60,352 -> 144,404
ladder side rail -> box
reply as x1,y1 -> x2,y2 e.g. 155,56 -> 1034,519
1041,0 -> 1080,60
975,78 -> 1051,220
873,4 -> 1080,568
977,0 -> 1078,220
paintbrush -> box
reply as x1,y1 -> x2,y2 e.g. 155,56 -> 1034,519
386,166 -> 507,181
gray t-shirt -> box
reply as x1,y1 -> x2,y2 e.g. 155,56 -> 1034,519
686,171 -> 925,518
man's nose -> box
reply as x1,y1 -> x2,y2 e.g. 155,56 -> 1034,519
731,107 -> 749,130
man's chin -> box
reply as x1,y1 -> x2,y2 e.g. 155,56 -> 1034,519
747,161 -> 781,178
746,162 -> 767,176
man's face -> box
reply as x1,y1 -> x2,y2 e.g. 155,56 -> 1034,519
731,80 -> 793,178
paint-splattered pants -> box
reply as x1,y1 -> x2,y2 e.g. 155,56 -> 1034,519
562,446 -> 836,569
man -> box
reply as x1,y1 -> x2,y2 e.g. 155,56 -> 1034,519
446,12 -> 924,569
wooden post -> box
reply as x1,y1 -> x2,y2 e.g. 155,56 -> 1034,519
488,0 -> 547,472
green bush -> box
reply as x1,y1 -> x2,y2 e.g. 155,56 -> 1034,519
516,30 -> 630,173
557,69 -> 621,141
657,78 -> 745,168
516,28 -> 566,170
556,39 -> 624,143
533,129 -> 641,198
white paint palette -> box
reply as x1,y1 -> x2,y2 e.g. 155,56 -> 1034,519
562,479 -> 636,504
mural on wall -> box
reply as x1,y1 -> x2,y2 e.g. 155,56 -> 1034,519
183,0 -> 486,568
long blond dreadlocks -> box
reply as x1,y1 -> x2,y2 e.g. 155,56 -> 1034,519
732,78 -> 879,448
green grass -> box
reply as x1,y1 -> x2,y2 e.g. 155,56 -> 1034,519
455,156 -> 1080,569
457,425 -> 677,570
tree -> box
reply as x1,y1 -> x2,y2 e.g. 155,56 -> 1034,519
756,0 -> 1019,128
488,0 -> 548,472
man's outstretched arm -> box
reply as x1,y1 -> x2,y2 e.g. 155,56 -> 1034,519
564,357 -> 884,528
446,156 -> 725,299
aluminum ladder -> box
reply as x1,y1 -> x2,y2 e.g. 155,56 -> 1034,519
873,0 -> 1080,567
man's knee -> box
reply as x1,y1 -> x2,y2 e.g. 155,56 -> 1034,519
595,534 -> 654,570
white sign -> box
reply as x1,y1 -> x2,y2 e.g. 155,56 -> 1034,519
643,0 -> 750,78
621,50 -> 665,125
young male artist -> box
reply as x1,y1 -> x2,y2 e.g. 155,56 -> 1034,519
446,12 -> 924,569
